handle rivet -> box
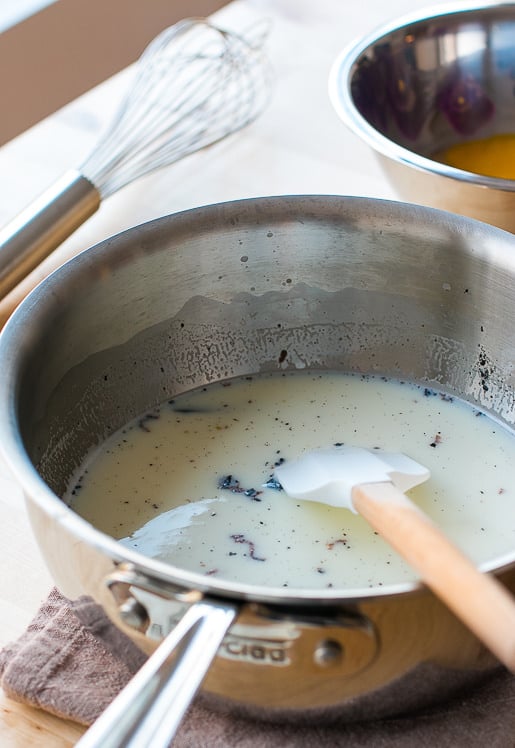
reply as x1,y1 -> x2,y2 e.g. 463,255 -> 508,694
314,639 -> 343,667
119,597 -> 149,630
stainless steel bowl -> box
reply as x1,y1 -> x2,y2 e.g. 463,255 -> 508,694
330,2 -> 515,232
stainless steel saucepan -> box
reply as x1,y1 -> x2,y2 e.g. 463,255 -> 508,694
1,196 -> 515,745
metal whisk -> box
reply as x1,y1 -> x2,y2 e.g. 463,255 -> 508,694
0,17 -> 271,299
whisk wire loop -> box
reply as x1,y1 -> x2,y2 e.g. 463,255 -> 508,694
81,17 -> 272,198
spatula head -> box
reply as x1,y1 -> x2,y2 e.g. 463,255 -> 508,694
274,446 -> 430,511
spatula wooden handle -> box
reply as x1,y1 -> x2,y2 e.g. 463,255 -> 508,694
353,481 -> 515,672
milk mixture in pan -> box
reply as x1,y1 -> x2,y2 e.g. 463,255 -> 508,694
66,371 -> 515,590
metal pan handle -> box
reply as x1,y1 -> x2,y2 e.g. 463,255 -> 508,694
75,599 -> 237,748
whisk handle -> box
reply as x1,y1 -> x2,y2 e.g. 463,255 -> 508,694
0,170 -> 100,299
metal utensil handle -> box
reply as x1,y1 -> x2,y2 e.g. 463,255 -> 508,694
0,170 -> 100,299
75,599 -> 237,748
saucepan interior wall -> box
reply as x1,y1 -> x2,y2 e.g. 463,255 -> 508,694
10,197 -> 515,499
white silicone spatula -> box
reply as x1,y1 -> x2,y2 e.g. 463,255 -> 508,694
275,446 -> 515,672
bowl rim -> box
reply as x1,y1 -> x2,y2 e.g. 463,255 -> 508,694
328,0 -> 515,192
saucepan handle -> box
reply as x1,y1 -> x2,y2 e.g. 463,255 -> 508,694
75,599 -> 237,748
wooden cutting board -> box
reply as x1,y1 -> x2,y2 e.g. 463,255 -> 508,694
0,694 -> 84,747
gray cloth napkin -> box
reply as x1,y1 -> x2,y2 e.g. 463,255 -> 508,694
1,588 -> 515,747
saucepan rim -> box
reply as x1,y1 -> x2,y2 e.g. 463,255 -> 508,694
2,194 -> 515,606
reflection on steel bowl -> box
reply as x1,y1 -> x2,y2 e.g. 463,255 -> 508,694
330,3 -> 515,232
